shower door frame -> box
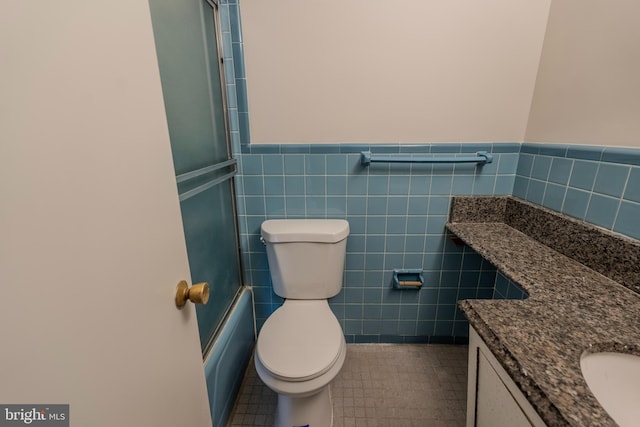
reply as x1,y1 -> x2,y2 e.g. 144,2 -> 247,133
199,0 -> 244,357
150,0 -> 245,357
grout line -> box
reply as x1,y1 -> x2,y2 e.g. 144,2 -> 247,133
559,159 -> 576,214
612,167 -> 632,231
583,162 -> 602,223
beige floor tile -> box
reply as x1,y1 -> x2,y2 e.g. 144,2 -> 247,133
227,344 -> 468,427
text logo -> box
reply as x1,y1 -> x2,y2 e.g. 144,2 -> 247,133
0,405 -> 68,426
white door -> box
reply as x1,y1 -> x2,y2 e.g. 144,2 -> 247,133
0,1 -> 212,426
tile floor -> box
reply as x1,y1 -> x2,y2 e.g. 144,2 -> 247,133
227,344 -> 468,427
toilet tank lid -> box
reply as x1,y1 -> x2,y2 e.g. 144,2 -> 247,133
261,219 -> 349,243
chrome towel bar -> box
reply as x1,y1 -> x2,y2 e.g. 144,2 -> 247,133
360,151 -> 493,166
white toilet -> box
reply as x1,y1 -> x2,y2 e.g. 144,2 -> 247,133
256,219 -> 350,427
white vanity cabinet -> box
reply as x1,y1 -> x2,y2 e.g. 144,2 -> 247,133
467,327 -> 547,427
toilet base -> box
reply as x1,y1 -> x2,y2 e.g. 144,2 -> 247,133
275,385 -> 333,427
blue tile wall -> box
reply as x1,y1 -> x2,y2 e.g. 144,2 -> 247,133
218,0 -> 247,153
204,288 -> 254,427
515,143 -> 640,240
493,272 -> 528,300
235,144 -> 519,343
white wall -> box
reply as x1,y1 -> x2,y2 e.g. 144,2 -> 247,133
240,0 -> 551,144
525,0 -> 640,147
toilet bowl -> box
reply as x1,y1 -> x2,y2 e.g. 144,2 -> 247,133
255,300 -> 346,427
257,219 -> 349,427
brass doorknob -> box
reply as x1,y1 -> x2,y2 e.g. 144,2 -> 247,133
175,280 -> 210,307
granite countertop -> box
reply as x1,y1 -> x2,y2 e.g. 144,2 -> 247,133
446,196 -> 640,427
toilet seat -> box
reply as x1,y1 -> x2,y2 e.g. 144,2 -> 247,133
256,299 -> 344,382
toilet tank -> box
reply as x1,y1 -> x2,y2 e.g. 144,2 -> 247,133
261,219 -> 349,299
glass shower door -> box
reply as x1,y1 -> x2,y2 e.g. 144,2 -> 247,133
149,0 -> 242,354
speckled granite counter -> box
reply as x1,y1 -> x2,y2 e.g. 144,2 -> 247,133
446,196 -> 640,427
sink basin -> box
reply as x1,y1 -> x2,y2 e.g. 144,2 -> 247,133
580,351 -> 640,427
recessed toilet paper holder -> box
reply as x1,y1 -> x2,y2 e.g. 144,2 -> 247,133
392,269 -> 424,289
